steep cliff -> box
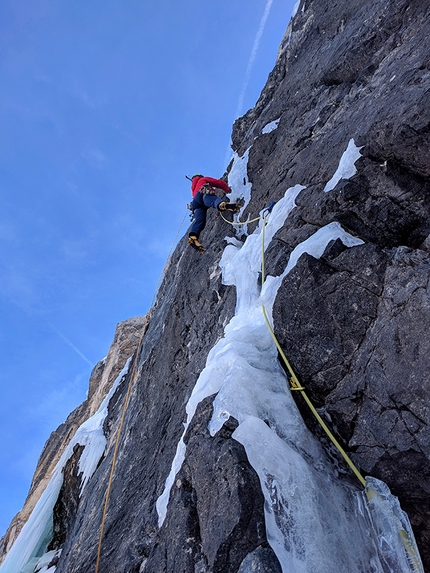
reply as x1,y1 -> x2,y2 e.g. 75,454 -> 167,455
1,0 -> 429,572
0,317 -> 146,564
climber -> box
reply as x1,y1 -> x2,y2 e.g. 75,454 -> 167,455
187,174 -> 241,254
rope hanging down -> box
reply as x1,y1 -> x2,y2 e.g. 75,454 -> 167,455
259,215 -> 367,487
221,203 -> 365,485
96,209 -> 192,571
259,213 -> 422,572
219,211 -> 262,226
219,201 -> 275,227
95,312 -> 151,573
93,201 -> 421,573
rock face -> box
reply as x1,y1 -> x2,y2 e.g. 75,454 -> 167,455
0,317 -> 146,565
143,398 -> 280,573
238,0 -> 430,563
1,0 -> 430,571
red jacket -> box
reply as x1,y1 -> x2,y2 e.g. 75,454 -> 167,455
191,175 -> 230,197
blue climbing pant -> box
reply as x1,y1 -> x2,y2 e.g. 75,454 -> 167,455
189,192 -> 223,238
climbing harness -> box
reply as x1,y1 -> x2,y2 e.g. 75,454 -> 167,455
201,184 -> 226,199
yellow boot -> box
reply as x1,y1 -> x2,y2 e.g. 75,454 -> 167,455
188,234 -> 205,254
218,202 -> 241,213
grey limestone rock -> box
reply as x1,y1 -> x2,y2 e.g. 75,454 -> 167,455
0,316 -> 148,565
2,0 -> 430,571
143,398 -> 274,573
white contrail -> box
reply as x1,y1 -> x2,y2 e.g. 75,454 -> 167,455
235,0 -> 274,119
224,0 -> 274,168
46,320 -> 94,367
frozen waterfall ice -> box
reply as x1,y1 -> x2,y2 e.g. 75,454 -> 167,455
158,183 -> 423,572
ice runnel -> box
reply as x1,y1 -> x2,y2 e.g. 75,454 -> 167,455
159,184 -> 423,572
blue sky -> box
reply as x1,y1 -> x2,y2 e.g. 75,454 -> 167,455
0,0 -> 296,535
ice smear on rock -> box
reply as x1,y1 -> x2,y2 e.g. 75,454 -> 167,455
324,138 -> 363,192
0,359 -> 132,573
228,148 -> 253,211
234,418 -> 380,573
291,0 -> 301,19
34,549 -> 61,573
158,180 -> 423,571
156,186 -> 304,527
261,221 -> 364,316
365,478 -> 423,573
262,118 -> 280,134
